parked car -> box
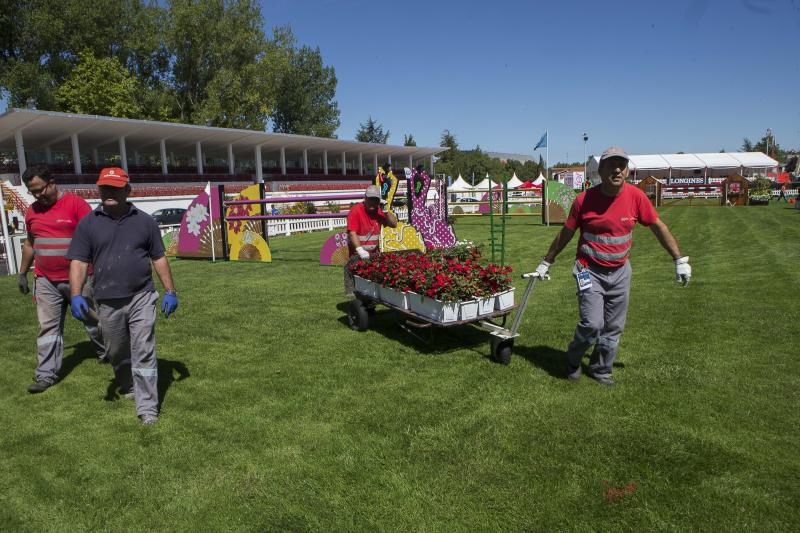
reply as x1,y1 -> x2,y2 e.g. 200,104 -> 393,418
151,208 -> 187,225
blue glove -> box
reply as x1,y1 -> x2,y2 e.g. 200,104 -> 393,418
71,295 -> 89,321
161,291 -> 178,318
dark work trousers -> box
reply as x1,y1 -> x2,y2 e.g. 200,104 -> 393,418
97,290 -> 160,418
33,276 -> 105,384
566,261 -> 632,379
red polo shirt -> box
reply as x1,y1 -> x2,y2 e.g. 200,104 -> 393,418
346,202 -> 388,255
565,183 -> 658,268
25,192 -> 93,281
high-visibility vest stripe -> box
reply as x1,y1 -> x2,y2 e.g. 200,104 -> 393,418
582,232 -> 632,245
33,248 -> 68,256
579,244 -> 629,261
35,237 -> 73,245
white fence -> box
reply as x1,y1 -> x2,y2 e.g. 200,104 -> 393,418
157,207 -> 408,239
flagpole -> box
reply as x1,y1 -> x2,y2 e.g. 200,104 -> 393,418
207,181 -> 216,262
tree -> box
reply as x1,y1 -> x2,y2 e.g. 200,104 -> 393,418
55,51 -> 142,118
271,45 -> 340,137
1,1 -> 339,133
742,134 -> 785,161
0,0 -> 167,112
403,134 -> 416,147
355,116 -> 390,143
167,0 -> 272,126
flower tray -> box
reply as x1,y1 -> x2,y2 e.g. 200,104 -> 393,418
494,289 -> 515,311
354,276 -> 379,299
408,293 -> 459,323
379,286 -> 409,310
476,296 -> 496,316
459,300 -> 479,321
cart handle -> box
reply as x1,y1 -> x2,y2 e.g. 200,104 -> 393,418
521,272 -> 550,280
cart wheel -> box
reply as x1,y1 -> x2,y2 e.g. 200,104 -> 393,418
348,300 -> 370,331
492,341 -> 513,365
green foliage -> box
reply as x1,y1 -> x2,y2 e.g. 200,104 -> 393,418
271,45 -> 340,137
54,51 -> 142,118
278,201 -> 317,215
742,134 -> 786,162
435,145 -> 545,184
355,116 -> 389,144
439,129 -> 458,162
403,134 -> 416,147
325,201 -> 341,214
1,1 -> 339,134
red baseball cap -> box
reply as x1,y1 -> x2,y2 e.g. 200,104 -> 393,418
97,167 -> 129,187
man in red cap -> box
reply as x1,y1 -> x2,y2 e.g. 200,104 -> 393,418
67,167 -> 178,426
531,147 -> 691,386
18,164 -> 106,394
344,184 -> 397,296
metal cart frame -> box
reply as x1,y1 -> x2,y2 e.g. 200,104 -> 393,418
346,273 -> 545,365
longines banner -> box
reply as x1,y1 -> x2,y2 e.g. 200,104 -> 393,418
667,177 -> 705,185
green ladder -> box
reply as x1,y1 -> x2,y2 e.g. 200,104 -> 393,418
488,179 -> 508,265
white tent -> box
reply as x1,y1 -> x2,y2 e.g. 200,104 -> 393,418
589,152 -> 779,172
448,174 -> 474,192
532,173 -> 545,186
474,176 -> 498,191
506,173 -> 523,189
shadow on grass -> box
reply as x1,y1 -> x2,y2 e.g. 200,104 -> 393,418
515,344 -> 627,379
57,341 -> 98,382
334,300 -> 491,356
103,358 -> 190,408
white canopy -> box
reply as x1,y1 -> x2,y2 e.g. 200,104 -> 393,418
474,177 -> 498,191
532,173 -> 545,186
589,151 -> 779,171
506,173 -> 523,189
448,174 -> 474,192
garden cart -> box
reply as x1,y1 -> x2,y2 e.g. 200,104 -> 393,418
346,272 -> 547,365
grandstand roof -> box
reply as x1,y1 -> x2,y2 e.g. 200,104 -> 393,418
0,108 -> 446,161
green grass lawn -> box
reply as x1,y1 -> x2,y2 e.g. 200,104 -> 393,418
1,203 -> 798,531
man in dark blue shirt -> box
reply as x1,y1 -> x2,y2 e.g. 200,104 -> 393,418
67,167 -> 178,426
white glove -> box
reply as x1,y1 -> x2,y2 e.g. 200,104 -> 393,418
356,246 -> 370,260
675,256 -> 691,286
533,259 -> 551,279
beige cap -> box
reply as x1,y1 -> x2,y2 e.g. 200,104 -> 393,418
599,146 -> 629,164
365,185 -> 381,199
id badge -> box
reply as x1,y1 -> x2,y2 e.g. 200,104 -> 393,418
576,269 -> 592,292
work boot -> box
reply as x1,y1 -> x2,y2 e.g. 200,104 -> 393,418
589,373 -> 615,387
27,380 -> 53,394
140,415 -> 159,426
566,364 -> 582,382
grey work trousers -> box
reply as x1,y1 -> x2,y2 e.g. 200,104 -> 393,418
33,276 -> 105,384
566,261 -> 632,379
97,290 -> 160,417
343,256 -> 358,296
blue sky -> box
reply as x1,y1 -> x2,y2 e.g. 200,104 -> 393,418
260,0 -> 800,161
3,0 -> 797,161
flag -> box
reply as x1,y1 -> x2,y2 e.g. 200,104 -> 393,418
534,132 -> 547,150
204,181 -> 211,196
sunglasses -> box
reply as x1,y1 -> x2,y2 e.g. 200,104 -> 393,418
28,181 -> 52,197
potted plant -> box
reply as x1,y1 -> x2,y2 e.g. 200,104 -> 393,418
481,263 -> 514,310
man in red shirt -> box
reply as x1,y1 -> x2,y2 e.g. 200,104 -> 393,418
18,165 -> 105,393
344,184 -> 398,296
531,147 -> 691,386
